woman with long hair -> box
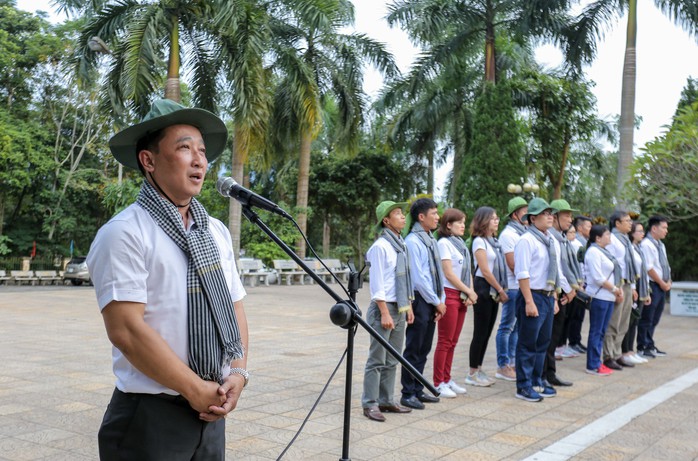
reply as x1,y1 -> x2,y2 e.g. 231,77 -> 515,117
466,207 -> 507,387
584,225 -> 623,376
620,221 -> 651,365
434,208 -> 478,397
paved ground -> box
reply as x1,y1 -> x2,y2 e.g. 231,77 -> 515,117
0,283 -> 697,460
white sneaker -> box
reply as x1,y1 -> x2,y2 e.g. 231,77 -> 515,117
465,372 -> 493,387
554,346 -> 564,359
436,382 -> 457,398
477,370 -> 496,385
446,380 -> 467,394
562,345 -> 580,357
631,352 -> 648,364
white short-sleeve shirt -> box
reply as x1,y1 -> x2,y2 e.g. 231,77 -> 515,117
472,236 -> 496,278
499,226 -> 522,289
438,238 -> 464,290
87,203 -> 246,395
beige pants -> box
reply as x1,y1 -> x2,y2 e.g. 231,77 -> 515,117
603,283 -> 633,361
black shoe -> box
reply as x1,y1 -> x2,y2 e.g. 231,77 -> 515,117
547,374 -> 573,387
569,343 -> 586,354
400,395 -> 425,410
640,348 -> 657,358
417,392 -> 440,403
652,347 -> 667,357
578,343 -> 587,353
604,359 -> 623,371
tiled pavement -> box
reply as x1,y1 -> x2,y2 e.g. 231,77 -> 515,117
1,284 -> 697,460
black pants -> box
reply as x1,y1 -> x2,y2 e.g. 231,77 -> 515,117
99,388 -> 225,461
401,292 -> 436,398
469,277 -> 499,369
544,300 -> 567,378
566,297 -> 586,347
622,304 -> 642,353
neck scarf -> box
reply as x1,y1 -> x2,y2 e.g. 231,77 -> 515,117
380,228 -> 414,312
137,180 -> 244,383
612,229 -> 639,282
645,235 -> 671,282
591,243 -> 622,287
484,237 -> 508,298
526,225 -> 559,289
550,227 -> 584,290
445,235 -> 472,288
410,223 -> 444,298
633,243 -> 650,301
507,220 -> 526,236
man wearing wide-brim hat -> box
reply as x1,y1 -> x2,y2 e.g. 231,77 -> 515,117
87,99 -> 249,460
494,197 -> 528,382
362,201 -> 415,422
513,198 -> 570,402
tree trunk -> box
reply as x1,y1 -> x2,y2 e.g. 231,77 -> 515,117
427,150 -> 434,196
617,0 -> 637,206
228,125 -> 248,259
484,1 -> 496,84
0,194 -> 5,236
295,130 -> 312,258
553,127 -> 572,199
323,215 -> 330,258
165,16 -> 181,102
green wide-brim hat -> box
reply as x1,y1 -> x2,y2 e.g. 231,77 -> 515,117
523,197 -> 557,222
374,201 -> 408,233
507,196 -> 528,216
549,199 -> 579,214
109,99 -> 228,170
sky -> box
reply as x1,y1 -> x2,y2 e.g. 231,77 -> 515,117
17,0 -> 698,199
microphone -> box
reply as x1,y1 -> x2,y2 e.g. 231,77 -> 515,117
216,176 -> 291,219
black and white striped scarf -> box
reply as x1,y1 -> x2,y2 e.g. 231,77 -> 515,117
137,180 -> 244,383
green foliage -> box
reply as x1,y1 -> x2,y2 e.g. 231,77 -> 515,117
309,148 -> 413,259
453,81 -> 525,216
0,235 -> 11,255
102,178 -> 141,216
631,103 -> 698,221
239,202 -> 299,267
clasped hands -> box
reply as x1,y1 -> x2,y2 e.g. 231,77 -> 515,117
188,374 -> 246,422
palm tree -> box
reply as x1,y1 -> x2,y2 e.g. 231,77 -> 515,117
267,0 -> 398,257
64,0 -> 226,118
565,0 -> 698,203
387,0 -> 573,84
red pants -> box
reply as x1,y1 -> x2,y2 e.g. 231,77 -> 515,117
433,287 -> 468,385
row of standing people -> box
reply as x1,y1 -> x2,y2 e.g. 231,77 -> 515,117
361,197 -> 672,421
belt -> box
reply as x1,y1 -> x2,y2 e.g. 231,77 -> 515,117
531,289 -> 555,297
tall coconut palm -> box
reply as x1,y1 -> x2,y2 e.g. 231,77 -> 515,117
564,0 -> 698,203
267,0 -> 398,257
387,0 -> 573,84
64,0 -> 227,118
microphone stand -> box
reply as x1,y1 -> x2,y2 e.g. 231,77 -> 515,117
240,206 -> 438,461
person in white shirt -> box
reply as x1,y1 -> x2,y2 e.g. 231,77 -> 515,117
584,225 -> 623,376
495,197 -> 528,382
567,215 -> 593,353
434,208 -> 477,398
361,201 -> 415,422
88,100 -> 249,460
467,206 -> 507,387
620,221 -> 651,365
513,198 -> 568,402
603,210 -> 636,371
637,215 -> 672,358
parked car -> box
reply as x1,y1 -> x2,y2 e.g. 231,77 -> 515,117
63,256 -> 91,286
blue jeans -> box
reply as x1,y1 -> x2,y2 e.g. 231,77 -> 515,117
515,291 -> 554,390
586,298 -> 614,370
362,301 -> 406,408
637,283 -> 666,351
496,289 -> 519,368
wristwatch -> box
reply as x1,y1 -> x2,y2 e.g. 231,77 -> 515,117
229,367 -> 249,387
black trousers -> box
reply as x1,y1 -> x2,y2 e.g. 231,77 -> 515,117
544,300 -> 567,378
469,277 -> 499,369
401,292 -> 436,398
566,297 -> 586,346
99,388 -> 225,461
